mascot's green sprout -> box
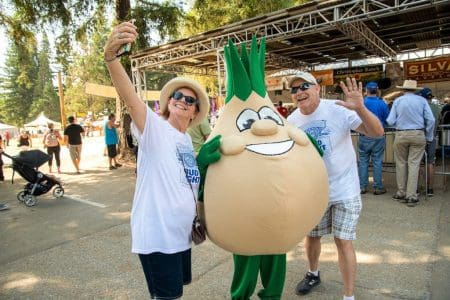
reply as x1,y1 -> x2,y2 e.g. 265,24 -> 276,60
196,36 -> 329,300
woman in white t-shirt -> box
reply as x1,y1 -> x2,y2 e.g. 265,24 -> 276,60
104,22 -> 210,299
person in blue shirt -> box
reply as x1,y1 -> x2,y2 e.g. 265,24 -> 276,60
358,82 -> 390,195
104,113 -> 122,170
386,80 -> 435,207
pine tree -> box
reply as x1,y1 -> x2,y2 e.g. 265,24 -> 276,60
0,41 -> 38,126
29,34 -> 60,121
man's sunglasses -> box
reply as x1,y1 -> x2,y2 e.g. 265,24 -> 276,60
171,91 -> 198,106
290,82 -> 315,94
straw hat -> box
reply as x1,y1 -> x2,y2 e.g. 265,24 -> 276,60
159,77 -> 210,127
396,79 -> 421,90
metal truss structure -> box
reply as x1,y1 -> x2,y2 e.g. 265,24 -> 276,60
131,0 -> 449,98
336,21 -> 396,58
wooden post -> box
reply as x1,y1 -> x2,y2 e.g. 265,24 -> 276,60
57,71 -> 66,128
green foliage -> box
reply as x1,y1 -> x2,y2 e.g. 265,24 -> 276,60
132,1 -> 183,49
1,0 -> 110,72
64,7 -> 114,118
0,42 -> 38,126
0,0 -> 306,126
29,34 -> 61,121
184,0 -> 296,35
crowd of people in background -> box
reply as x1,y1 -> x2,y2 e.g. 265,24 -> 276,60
1,81 -> 449,183
0,112 -> 125,176
1,52 -> 450,298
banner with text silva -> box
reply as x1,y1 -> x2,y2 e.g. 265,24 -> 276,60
404,56 -> 450,83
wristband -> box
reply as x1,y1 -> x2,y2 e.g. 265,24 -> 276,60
104,55 -> 118,63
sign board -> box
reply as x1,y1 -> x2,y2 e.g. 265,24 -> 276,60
404,56 -> 450,83
311,70 -> 334,86
266,77 -> 284,91
85,82 -> 160,101
333,65 -> 383,83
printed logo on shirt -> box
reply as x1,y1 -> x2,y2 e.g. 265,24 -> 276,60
301,120 -> 332,156
176,143 -> 200,186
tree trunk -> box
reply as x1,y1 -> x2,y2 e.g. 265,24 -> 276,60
114,0 -> 134,161
115,0 -> 131,21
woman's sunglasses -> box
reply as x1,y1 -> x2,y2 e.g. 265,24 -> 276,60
171,91 -> 198,106
290,82 -> 315,94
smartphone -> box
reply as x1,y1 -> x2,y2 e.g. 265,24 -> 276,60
116,19 -> 136,58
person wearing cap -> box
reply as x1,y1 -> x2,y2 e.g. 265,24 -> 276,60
358,82 -> 390,195
104,22 -> 213,299
287,72 -> 384,300
416,87 -> 440,196
386,80 -> 435,206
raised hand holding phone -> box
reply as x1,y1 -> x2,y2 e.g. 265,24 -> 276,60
116,19 -> 136,57
104,19 -> 138,63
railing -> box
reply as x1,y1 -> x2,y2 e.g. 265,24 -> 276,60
436,125 -> 450,182
352,125 -> 450,189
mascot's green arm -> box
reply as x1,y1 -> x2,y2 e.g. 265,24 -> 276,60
306,132 -> 324,157
196,135 -> 222,202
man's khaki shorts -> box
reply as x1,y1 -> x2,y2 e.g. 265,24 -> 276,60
68,144 -> 82,160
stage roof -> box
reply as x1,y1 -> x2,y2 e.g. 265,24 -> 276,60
131,0 -> 450,78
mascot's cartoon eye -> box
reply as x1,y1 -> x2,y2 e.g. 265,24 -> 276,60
258,106 -> 283,126
237,109 -> 260,131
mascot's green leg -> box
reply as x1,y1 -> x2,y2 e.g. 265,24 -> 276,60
230,254 -> 286,300
230,255 -> 260,300
256,254 -> 286,300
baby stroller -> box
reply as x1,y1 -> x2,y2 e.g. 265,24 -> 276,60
2,150 -> 65,207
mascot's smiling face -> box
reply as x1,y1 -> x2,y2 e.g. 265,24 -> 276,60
203,37 -> 329,255
214,91 -> 309,158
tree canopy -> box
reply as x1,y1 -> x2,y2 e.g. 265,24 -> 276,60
183,0 -> 300,35
0,0 -> 308,126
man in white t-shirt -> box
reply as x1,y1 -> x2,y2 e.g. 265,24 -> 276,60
287,72 -> 384,300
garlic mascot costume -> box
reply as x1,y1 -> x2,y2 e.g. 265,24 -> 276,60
196,37 -> 328,299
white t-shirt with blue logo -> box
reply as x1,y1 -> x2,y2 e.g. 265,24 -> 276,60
287,100 -> 362,202
131,106 -> 198,254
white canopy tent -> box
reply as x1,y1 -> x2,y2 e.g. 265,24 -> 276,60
24,113 -> 61,133
0,122 -> 19,138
